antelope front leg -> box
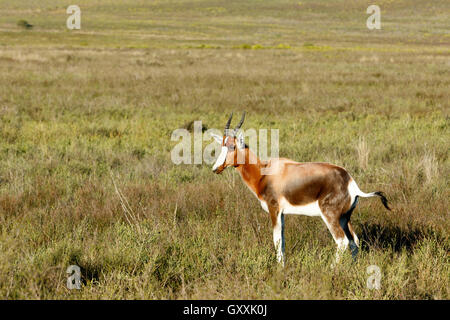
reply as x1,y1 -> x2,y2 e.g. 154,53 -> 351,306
271,210 -> 285,266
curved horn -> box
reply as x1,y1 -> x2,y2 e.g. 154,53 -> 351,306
234,111 -> 246,133
224,112 -> 233,135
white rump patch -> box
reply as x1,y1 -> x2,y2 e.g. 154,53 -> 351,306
279,198 -> 322,217
347,179 -> 376,205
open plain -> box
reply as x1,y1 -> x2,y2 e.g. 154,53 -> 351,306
0,0 -> 448,299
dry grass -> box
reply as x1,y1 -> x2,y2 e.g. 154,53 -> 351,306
421,151 -> 439,185
0,0 -> 449,299
356,137 -> 370,171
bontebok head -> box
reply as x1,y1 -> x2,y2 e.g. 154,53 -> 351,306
211,112 -> 246,174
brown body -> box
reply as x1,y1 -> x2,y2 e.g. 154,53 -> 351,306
234,151 -> 355,243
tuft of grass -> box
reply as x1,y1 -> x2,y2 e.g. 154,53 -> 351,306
275,43 -> 291,49
421,151 -> 438,185
356,137 -> 370,171
17,20 -> 33,29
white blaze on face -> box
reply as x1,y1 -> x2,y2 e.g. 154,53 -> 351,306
212,146 -> 228,171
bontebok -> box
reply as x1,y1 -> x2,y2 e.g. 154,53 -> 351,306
211,112 -> 391,265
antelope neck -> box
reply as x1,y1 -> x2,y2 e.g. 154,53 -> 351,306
235,148 -> 265,197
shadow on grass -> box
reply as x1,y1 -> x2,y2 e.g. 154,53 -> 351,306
359,223 -> 446,253
79,263 -> 101,285
67,251 -> 101,284
68,258 -> 101,285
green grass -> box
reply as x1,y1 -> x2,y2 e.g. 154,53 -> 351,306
0,0 -> 449,299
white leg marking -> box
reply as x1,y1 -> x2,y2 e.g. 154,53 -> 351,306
273,212 -> 285,266
335,237 -> 349,264
319,213 -> 335,241
319,213 -> 349,267
353,233 -> 360,247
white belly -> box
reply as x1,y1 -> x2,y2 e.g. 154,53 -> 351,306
259,198 -> 322,217
279,198 -> 322,216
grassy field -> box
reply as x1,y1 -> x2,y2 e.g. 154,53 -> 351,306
0,0 -> 449,299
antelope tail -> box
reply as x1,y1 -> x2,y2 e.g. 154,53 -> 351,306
349,180 -> 391,211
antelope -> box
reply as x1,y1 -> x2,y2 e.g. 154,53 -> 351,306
211,112 -> 391,265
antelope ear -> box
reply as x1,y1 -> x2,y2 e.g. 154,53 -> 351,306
210,133 -> 223,144
236,131 -> 245,149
